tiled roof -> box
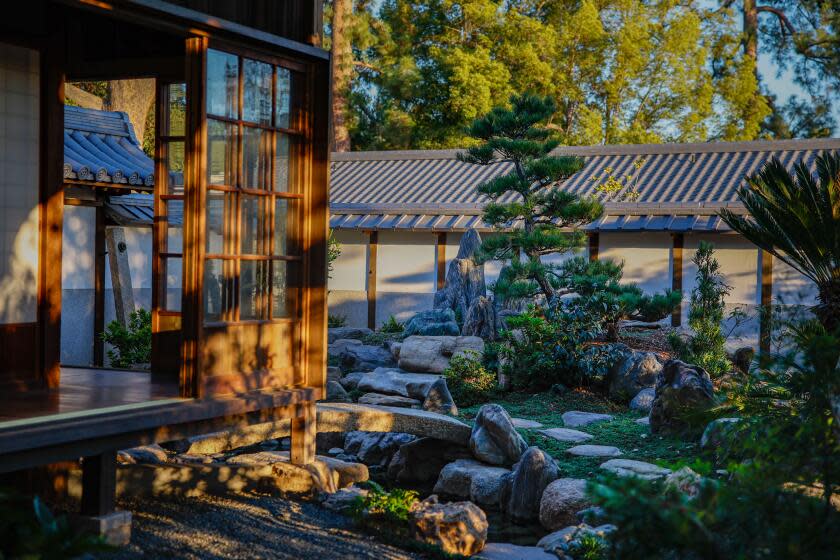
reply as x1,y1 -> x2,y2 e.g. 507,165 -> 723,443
64,106 -> 155,186
330,139 -> 840,232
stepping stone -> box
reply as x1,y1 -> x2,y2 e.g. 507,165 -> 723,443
635,416 -> 650,425
562,411 -> 613,428
539,427 -> 594,443
600,459 -> 671,480
476,543 -> 556,559
511,418 -> 544,429
566,445 -> 622,457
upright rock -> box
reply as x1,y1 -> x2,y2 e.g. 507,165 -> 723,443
403,308 -> 461,337
650,359 -> 716,435
469,404 -> 528,466
539,478 -> 591,531
607,348 -> 663,402
409,496 -> 488,557
434,229 -> 486,321
462,296 -> 498,339
398,335 -> 484,373
500,447 -> 560,523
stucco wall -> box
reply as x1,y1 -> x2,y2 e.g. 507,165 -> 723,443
598,232 -> 672,294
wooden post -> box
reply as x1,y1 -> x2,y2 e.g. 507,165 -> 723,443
81,451 -> 117,517
106,227 -> 136,326
367,231 -> 378,330
436,232 -> 447,290
94,205 -> 106,366
290,401 -> 315,465
759,250 -> 773,353
671,233 -> 684,327
587,232 -> 599,262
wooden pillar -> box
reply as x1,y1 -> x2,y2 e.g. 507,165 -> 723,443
81,451 -> 117,517
106,227 -> 136,326
759,250 -> 773,353
436,232 -> 447,290
367,231 -> 378,330
671,233 -> 684,327
290,401 -> 316,465
587,232 -> 599,262
93,205 -> 106,366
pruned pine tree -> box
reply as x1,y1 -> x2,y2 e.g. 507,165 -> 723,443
460,94 -> 603,302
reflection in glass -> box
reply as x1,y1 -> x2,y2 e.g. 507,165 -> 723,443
206,192 -> 224,254
241,195 -> 267,255
164,257 -> 182,311
206,50 -> 238,118
207,120 -> 237,186
204,259 -> 225,322
242,127 -> 271,190
239,260 -> 266,320
166,83 -> 186,136
166,141 -> 185,194
243,59 -> 272,125
275,134 -> 290,192
166,200 -> 184,253
272,260 -> 289,318
274,198 -> 288,255
276,68 -> 292,128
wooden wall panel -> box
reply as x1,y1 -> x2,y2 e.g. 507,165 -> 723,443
0,324 -> 39,390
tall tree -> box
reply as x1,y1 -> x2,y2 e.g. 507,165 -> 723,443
328,0 -> 353,151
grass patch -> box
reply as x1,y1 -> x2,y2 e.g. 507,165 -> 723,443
460,390 -> 701,479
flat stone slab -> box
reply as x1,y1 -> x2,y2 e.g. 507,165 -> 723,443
600,459 -> 671,480
357,393 -> 422,408
184,403 -> 472,454
476,543 -> 557,560
566,445 -> 622,458
511,418 -> 543,429
635,416 -> 650,425
562,411 -> 613,428
356,368 -> 442,399
539,428 -> 594,443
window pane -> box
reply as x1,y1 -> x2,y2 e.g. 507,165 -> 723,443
166,83 -> 186,136
207,119 -> 237,186
272,260 -> 290,318
239,260 -> 267,320
166,140 -> 184,194
274,198 -> 289,255
243,59 -> 272,125
242,127 -> 271,190
241,195 -> 268,255
164,257 -> 182,311
275,67 -> 292,128
274,134 -> 290,192
204,259 -> 225,322
206,192 -> 224,254
206,50 -> 238,118
166,200 -> 184,253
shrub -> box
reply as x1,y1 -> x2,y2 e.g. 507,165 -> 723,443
328,314 -> 347,328
443,350 -> 496,406
351,482 -> 419,525
668,241 -> 732,377
101,308 -> 151,368
379,315 -> 404,333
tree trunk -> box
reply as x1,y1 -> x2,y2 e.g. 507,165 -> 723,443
107,79 -> 155,145
817,280 -> 840,336
330,0 -> 353,152
743,0 -> 758,72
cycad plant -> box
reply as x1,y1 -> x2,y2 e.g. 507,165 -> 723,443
720,153 -> 840,334
461,94 -> 603,302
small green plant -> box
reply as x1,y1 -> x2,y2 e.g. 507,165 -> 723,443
443,350 -> 497,407
327,229 -> 341,280
351,482 -> 419,525
379,315 -> 404,334
569,533 -> 609,560
101,308 -> 151,368
328,313 -> 347,328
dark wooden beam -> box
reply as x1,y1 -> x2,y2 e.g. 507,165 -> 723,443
290,402 -> 315,466
587,232 -> 599,262
94,205 -> 106,366
759,250 -> 773,353
671,233 -> 684,327
81,451 -> 117,516
366,231 -> 378,330
436,232 -> 447,291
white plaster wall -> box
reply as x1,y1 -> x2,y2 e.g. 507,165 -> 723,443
105,227 -> 153,290
330,230 -> 367,292
683,235 -> 759,305
61,206 -> 96,366
772,255 -> 818,306
598,232 -> 672,294
376,231 -> 436,294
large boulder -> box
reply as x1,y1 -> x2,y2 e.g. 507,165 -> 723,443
699,417 -> 741,451
423,377 -> 458,415
403,309 -> 461,337
357,393 -> 422,408
629,388 -> 656,412
462,296 -> 497,339
328,327 -> 373,344
433,459 -> 510,506
433,229 -> 487,321
607,347 -> 663,402
409,496 -> 488,557
339,344 -> 396,371
354,368 -> 455,414
538,523 -> 616,557
539,478 -> 591,531
398,335 -> 484,374
388,438 -> 473,484
469,404 -> 528,466
328,338 -> 362,358
323,381 -> 351,403
500,447 -> 560,523
650,359 -> 716,435
343,431 -> 416,467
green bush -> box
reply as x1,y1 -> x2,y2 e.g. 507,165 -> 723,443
328,314 -> 347,328
379,315 -> 405,334
101,308 -> 151,368
351,482 -> 419,525
443,350 -> 496,406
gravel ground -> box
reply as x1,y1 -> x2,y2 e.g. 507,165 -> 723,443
103,494 -> 423,560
